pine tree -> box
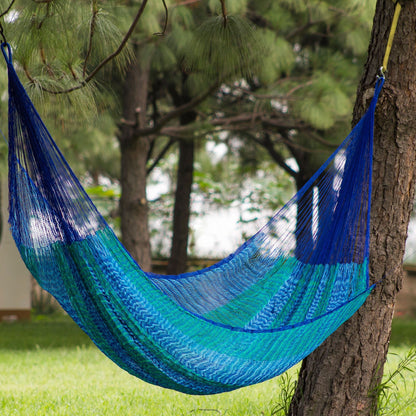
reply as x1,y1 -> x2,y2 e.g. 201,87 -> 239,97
1,1 -> 376,271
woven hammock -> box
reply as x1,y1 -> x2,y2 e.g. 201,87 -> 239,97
2,42 -> 383,395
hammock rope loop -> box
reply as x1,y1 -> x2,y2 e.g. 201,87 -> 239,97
1,41 -> 12,64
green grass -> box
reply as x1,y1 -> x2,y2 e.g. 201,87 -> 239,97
0,315 -> 415,415
390,319 -> 416,346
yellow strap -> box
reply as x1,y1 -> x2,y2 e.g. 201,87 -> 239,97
382,2 -> 402,73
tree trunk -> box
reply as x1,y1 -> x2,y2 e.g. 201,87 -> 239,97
166,74 -> 197,275
166,139 -> 194,274
118,52 -> 152,271
289,2 -> 416,415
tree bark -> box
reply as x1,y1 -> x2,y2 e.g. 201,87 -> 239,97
118,51 -> 152,271
166,139 -> 194,274
289,2 -> 416,415
166,75 -> 198,275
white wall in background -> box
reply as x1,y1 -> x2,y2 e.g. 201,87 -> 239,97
0,180 -> 31,317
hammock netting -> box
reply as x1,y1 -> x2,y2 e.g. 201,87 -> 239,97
3,43 -> 383,395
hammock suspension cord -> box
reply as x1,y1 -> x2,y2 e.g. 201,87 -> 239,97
381,1 -> 402,74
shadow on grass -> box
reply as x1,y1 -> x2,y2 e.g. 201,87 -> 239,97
390,319 -> 416,348
0,313 -> 93,350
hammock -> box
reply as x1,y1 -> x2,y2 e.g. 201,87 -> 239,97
2,42 -> 383,395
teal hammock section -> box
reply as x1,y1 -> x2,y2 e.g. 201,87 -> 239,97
2,42 -> 383,395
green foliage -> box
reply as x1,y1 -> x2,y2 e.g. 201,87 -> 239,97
184,72 -> 213,97
0,0 -> 378,249
270,373 -> 298,416
6,0 -> 130,110
88,8 -> 134,71
344,27 -> 371,56
0,0 -> 131,195
277,0 -> 308,14
257,3 -> 294,32
55,113 -> 119,179
257,31 -> 295,84
183,15 -> 264,80
147,41 -> 178,72
372,348 -> 416,416
138,0 -> 168,36
195,140 -> 293,210
27,72 -> 99,122
85,182 -> 120,235
293,72 -> 351,129
0,0 -> 377,185
166,24 -> 195,66
170,4 -> 194,31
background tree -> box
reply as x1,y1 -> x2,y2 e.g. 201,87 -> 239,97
114,0 -> 266,272
2,1 -> 375,273
150,0 -> 376,271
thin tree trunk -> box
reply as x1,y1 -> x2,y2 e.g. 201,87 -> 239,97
118,52 -> 152,271
289,2 -> 416,415
166,74 -> 197,275
166,139 -> 194,274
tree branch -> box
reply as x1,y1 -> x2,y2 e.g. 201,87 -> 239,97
220,0 -> 228,28
26,0 -> 150,95
154,0 -> 168,36
134,83 -> 219,136
83,0 -> 99,78
85,0 -> 149,84
156,110 -> 336,156
258,133 -> 298,178
147,138 -> 175,174
0,0 -> 15,19
212,112 -> 305,130
153,111 -> 304,137
284,7 -> 345,41
173,0 -> 201,6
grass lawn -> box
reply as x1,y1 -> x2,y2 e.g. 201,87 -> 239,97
0,315 -> 415,416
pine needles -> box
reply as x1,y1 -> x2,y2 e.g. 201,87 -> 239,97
183,14 -> 264,81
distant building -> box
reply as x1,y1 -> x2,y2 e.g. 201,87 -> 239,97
0,180 -> 31,321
